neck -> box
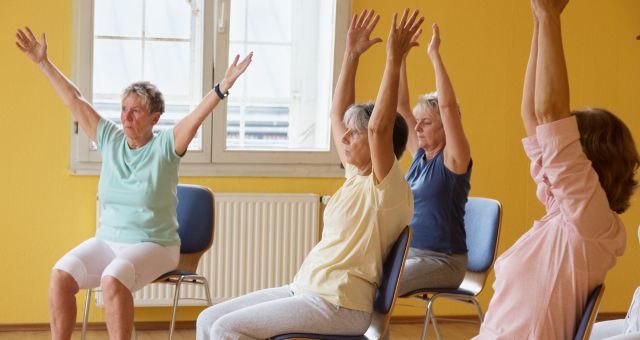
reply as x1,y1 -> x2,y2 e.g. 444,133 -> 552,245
127,132 -> 153,149
356,161 -> 372,176
423,144 -> 444,160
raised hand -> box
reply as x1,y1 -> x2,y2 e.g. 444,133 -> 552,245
387,9 -> 425,62
220,52 -> 253,92
531,0 -> 570,16
16,27 -> 48,64
427,23 -> 441,57
346,9 -> 383,57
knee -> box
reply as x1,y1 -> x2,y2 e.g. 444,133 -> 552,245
100,276 -> 130,300
50,269 -> 79,296
210,316 -> 239,339
197,306 -> 224,332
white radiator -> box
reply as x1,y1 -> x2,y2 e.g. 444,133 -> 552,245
95,193 -> 321,307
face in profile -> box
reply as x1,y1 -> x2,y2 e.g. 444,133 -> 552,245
341,119 -> 371,169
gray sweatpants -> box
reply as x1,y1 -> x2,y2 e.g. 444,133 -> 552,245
196,285 -> 372,340
398,248 -> 468,296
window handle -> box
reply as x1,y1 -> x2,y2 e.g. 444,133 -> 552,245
217,0 -> 227,33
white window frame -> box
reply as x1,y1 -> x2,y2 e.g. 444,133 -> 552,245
70,0 -> 351,177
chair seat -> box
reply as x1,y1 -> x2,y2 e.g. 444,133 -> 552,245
272,333 -> 367,340
154,270 -> 202,282
403,287 -> 476,297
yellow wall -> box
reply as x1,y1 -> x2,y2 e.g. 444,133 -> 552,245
1,0 -> 639,325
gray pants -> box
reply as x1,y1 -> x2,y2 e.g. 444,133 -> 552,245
196,285 -> 371,340
398,248 -> 468,296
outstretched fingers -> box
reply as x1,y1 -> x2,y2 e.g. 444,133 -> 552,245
366,13 -> 380,33
238,52 -> 253,72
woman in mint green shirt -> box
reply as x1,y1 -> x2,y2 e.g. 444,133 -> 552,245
16,26 -> 252,340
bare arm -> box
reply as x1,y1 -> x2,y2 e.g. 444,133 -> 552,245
532,0 -> 571,123
428,24 -> 470,174
397,32 -> 421,156
173,53 -> 252,156
369,9 -> 424,182
16,27 -> 100,142
331,10 -> 382,166
522,18 -> 540,136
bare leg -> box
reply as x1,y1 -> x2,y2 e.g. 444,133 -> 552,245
101,276 -> 134,340
49,269 -> 80,340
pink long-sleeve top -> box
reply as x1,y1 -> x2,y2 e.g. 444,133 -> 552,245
474,116 -> 626,340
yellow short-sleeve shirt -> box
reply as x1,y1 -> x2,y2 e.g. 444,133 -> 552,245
290,160 -> 413,313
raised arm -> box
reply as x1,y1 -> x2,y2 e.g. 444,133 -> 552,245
369,9 -> 424,182
521,14 -> 540,137
331,10 -> 382,165
173,53 -> 252,156
532,0 -> 570,123
428,24 -> 470,174
16,27 -> 100,142
397,29 -> 422,156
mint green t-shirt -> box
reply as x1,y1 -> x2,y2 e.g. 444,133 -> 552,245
95,118 -> 181,246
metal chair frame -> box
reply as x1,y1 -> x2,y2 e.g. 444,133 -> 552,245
404,197 -> 502,340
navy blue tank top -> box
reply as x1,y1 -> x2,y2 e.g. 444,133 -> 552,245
406,149 -> 471,254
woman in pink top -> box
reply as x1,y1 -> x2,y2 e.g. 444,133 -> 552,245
474,0 -> 639,339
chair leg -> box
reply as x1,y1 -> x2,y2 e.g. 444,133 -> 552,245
203,278 -> 213,306
427,298 -> 443,340
81,288 -> 92,340
168,277 -> 184,340
470,298 -> 484,324
420,297 -> 432,340
431,314 -> 443,340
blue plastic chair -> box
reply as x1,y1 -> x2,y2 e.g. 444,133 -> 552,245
272,225 -> 412,340
574,284 -> 605,340
81,184 -> 215,340
402,197 -> 502,340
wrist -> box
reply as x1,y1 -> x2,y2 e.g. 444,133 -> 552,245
219,79 -> 232,93
344,51 -> 361,62
37,58 -> 50,69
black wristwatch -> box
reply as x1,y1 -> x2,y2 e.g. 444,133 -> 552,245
214,83 -> 229,100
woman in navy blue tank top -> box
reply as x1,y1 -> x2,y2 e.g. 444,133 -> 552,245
396,24 -> 472,295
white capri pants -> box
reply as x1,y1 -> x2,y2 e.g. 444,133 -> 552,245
53,237 -> 180,292
196,285 -> 372,340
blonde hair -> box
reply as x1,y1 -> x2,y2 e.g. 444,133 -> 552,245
122,81 -> 165,115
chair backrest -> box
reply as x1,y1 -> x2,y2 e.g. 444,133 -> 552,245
366,226 -> 412,339
574,284 -> 605,340
175,184 -> 215,272
465,197 -> 502,273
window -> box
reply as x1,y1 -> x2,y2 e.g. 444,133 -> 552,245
71,0 -> 350,177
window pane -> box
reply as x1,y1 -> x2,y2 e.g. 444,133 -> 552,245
92,0 -> 204,152
94,0 -> 143,37
143,41 -> 191,98
145,0 -> 192,39
229,0 -> 246,42
226,0 -> 335,151
244,44 -> 291,99
93,39 -> 142,95
246,0 -> 292,43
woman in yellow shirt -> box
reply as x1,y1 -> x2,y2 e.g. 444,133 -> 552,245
196,8 -> 422,340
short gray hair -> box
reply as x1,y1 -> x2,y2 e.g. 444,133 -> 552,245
342,101 -> 409,159
122,81 -> 165,115
412,91 -> 461,119
343,102 -> 374,132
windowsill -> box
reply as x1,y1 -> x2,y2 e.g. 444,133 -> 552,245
70,161 -> 345,178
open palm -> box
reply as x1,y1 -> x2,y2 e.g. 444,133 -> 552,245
346,9 -> 382,56
221,52 -> 253,91
16,27 -> 47,64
